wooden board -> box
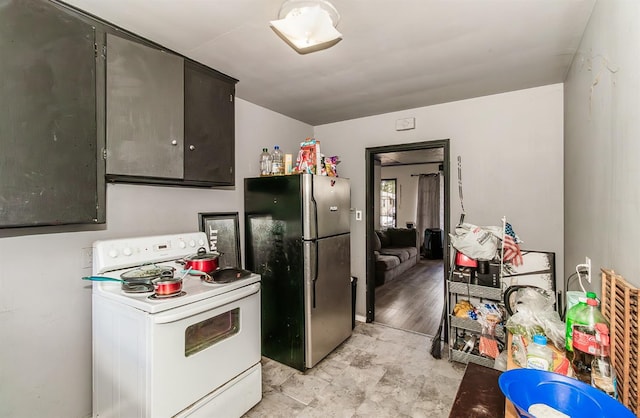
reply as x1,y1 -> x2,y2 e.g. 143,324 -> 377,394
449,362 -> 505,418
601,269 -> 640,415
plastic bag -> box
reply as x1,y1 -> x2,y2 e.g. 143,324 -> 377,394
505,287 -> 565,349
477,303 -> 502,358
449,223 -> 500,260
494,350 -> 508,371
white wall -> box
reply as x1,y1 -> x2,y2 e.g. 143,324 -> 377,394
0,98 -> 311,418
564,1 -> 640,290
315,84 -> 565,317
380,163 -> 440,229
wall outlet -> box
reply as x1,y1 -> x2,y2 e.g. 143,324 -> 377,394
355,210 -> 362,221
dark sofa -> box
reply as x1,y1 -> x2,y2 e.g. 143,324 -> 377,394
373,228 -> 419,286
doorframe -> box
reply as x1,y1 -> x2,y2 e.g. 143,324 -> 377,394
365,139 -> 451,323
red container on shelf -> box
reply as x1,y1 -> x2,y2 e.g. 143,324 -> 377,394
455,252 -> 478,268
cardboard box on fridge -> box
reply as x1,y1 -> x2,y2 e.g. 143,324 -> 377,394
295,138 -> 322,175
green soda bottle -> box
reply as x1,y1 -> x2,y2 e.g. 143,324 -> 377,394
565,291 -> 597,351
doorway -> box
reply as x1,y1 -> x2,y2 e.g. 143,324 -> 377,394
365,140 -> 450,336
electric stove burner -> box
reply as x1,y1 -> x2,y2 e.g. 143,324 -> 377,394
148,291 -> 186,300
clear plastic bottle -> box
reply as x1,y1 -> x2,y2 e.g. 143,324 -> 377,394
259,148 -> 272,176
591,323 -> 617,398
526,334 -> 554,371
270,145 -> 284,175
565,291 -> 596,351
570,296 -> 609,383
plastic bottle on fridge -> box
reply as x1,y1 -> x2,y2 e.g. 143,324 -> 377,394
570,296 -> 609,383
259,148 -> 272,176
270,145 -> 284,175
591,323 -> 617,398
526,334 -> 554,371
565,291 -> 596,351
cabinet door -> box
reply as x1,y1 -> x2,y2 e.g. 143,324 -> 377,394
184,60 -> 235,185
0,0 -> 102,227
106,33 -> 184,179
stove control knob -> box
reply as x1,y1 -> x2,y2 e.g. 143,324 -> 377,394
123,247 -> 133,256
178,241 -> 187,249
189,240 -> 196,248
108,249 -> 118,258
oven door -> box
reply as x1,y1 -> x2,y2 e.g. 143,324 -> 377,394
149,282 -> 261,417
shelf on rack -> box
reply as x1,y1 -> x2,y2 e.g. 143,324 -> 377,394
448,281 -> 502,300
449,349 -> 496,368
449,315 -> 505,339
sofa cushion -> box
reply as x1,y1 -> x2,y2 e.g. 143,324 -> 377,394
381,247 -> 418,262
386,228 -> 417,248
375,254 -> 400,270
376,230 -> 391,247
372,231 -> 382,251
379,247 -> 411,263
404,246 -> 419,259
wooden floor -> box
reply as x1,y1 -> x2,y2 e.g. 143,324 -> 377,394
374,258 -> 445,336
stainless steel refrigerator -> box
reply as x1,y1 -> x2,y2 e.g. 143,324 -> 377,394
244,174 -> 351,371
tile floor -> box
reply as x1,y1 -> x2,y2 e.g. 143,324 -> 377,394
243,322 -> 465,418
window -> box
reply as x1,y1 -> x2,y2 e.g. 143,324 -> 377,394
185,308 -> 240,357
380,179 -> 397,228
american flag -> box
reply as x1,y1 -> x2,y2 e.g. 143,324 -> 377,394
503,234 -> 523,266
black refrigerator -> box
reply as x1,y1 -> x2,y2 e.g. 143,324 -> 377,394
244,174 -> 352,371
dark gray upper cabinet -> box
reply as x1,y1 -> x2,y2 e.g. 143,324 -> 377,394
184,60 -> 236,186
106,33 -> 184,179
105,34 -> 237,188
0,0 -> 104,228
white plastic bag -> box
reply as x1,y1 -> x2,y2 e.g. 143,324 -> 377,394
505,287 -> 565,349
449,223 -> 500,260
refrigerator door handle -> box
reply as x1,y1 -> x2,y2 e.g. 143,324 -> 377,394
312,239 -> 318,308
310,176 -> 318,239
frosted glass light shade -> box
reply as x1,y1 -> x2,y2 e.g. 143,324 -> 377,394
270,0 -> 342,54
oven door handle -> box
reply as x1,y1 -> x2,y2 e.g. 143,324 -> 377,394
152,282 -> 260,324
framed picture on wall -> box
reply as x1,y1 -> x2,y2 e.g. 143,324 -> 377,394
198,212 -> 241,269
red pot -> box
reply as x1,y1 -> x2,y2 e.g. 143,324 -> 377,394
153,278 -> 183,296
181,247 -> 220,273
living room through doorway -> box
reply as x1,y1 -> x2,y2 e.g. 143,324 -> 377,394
365,140 -> 450,337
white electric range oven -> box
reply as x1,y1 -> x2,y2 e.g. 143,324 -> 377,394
90,232 -> 261,417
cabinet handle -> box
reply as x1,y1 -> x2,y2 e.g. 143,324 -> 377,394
189,145 -> 196,151
171,140 -> 178,146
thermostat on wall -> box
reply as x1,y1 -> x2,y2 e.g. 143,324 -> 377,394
395,117 -> 415,131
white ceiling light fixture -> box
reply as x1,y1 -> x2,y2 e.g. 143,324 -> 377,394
270,0 -> 342,54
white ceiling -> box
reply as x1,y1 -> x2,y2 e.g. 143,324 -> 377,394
60,0 -> 595,126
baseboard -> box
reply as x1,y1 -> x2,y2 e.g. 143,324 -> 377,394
355,314 -> 367,323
